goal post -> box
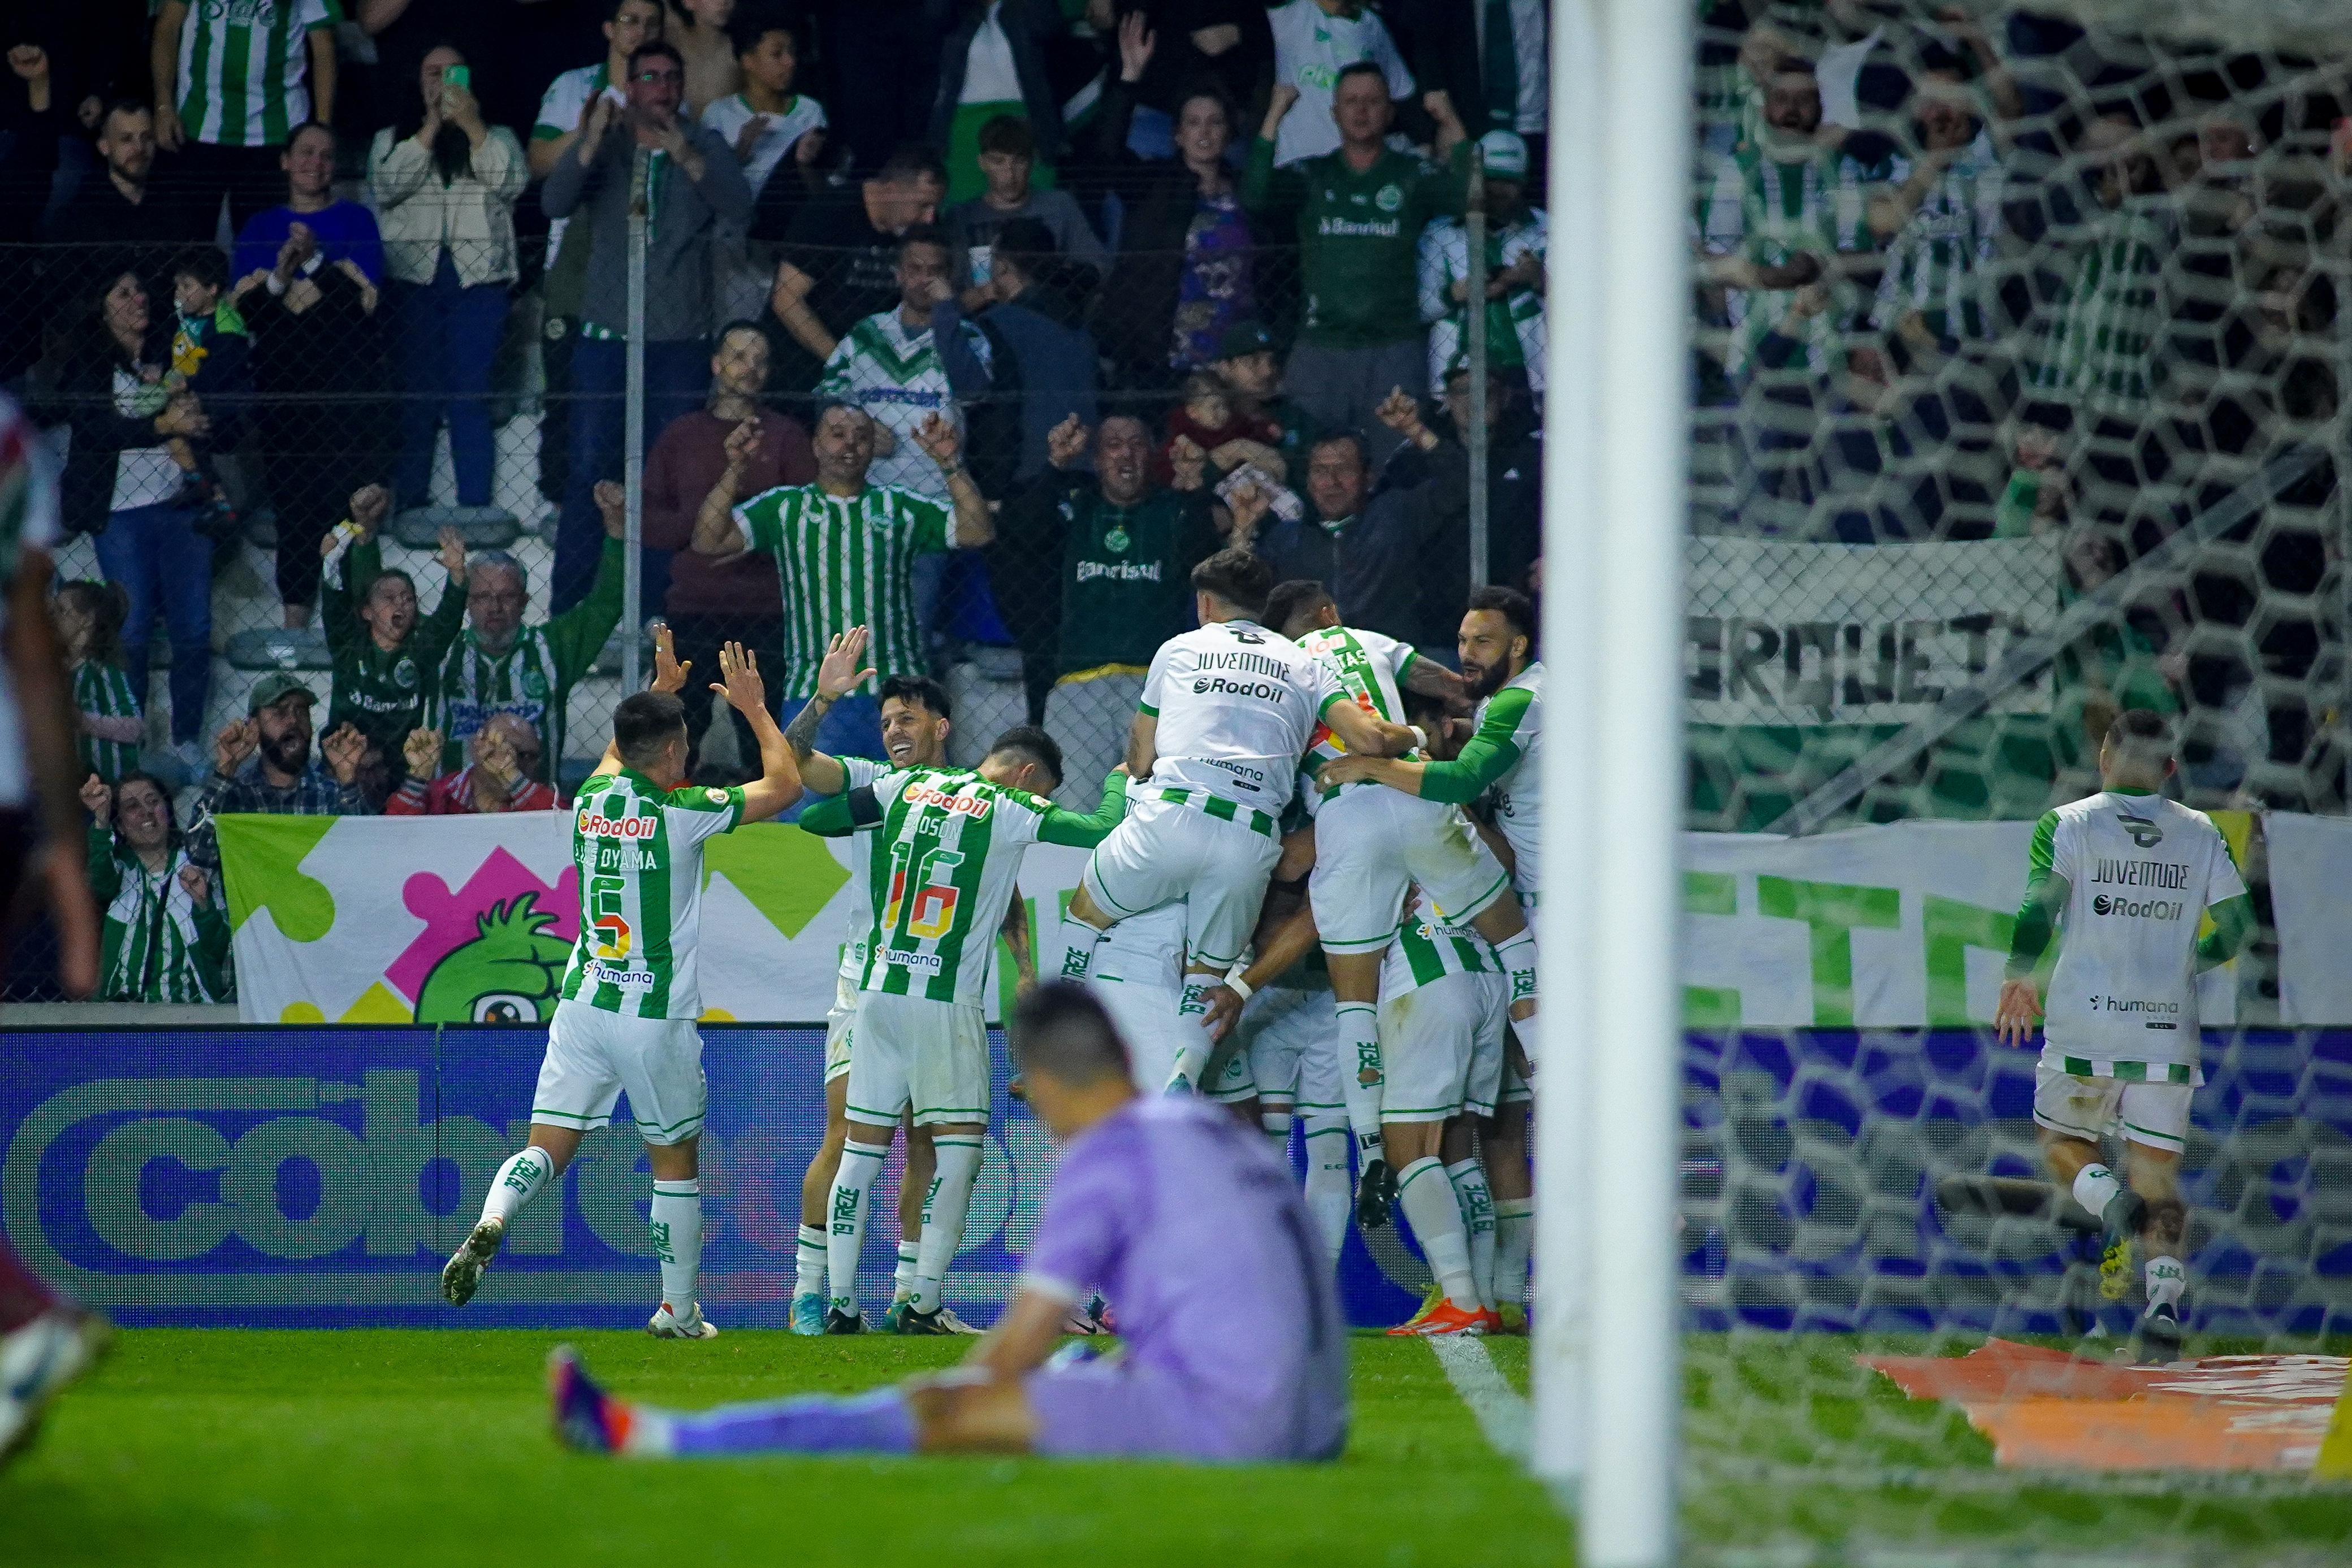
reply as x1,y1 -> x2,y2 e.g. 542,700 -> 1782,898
1532,2 -> 1693,1565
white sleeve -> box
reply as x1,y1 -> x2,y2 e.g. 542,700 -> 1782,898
843,755 -> 888,791
1372,18 -> 1416,98
2048,814 -> 2077,886
2207,822 -> 2248,907
1142,638 -> 1177,714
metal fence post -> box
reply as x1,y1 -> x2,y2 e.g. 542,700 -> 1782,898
622,148 -> 649,693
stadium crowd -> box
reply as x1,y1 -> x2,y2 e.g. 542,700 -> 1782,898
3,0 -> 2346,1011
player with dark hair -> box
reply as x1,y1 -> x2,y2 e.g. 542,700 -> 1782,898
441,634 -> 802,1337
550,984 -> 1347,1462
1995,708 -> 2255,1352
1057,549 -> 1417,1099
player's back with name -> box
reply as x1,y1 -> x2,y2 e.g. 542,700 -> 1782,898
1142,620 -> 1343,813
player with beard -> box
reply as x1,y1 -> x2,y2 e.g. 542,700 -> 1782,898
777,628 -> 971,1333
1320,584 -> 1542,1311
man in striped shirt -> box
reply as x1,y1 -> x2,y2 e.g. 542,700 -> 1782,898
442,634 -> 803,1338
690,401 -> 992,761
151,0 -> 339,232
2028,116 -> 2174,421
815,227 -> 962,501
1864,69 -> 2012,345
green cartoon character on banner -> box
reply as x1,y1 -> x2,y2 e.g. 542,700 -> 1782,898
413,893 -> 574,1024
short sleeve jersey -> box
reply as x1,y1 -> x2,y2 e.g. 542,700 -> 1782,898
1268,0 -> 1414,167
815,311 -> 960,499
171,0 -> 339,149
850,766 -> 1050,1007
1473,662 -> 1542,898
1381,900 -> 1497,999
1295,625 -> 1420,788
699,93 -> 827,201
828,755 -> 889,985
2037,791 -> 2246,1078
730,483 -> 952,698
74,661 -> 144,783
1021,1095 -> 1348,1461
1139,620 -> 1347,817
560,768 -> 747,1020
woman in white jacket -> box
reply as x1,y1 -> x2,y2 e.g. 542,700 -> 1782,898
370,45 -> 528,513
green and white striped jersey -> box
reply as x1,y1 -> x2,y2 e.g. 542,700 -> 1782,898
73,660 -> 144,783
88,828 -> 232,1003
1869,129 -> 2005,342
848,766 -> 1053,1007
1700,144 -> 1885,375
2029,198 -> 2172,417
560,768 -> 747,1019
1297,623 -> 1419,791
169,0 -> 340,149
425,542 -> 624,781
815,310 -> 960,499
1380,897 -> 1497,999
1419,209 -> 1549,387
730,483 -> 952,699
828,754 -> 889,985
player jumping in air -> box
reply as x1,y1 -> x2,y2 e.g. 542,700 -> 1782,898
440,634 -> 804,1337
798,730 -> 1127,1334
780,627 -> 963,1335
1320,586 -> 1544,1315
550,984 -> 1347,1463
1994,708 -> 2254,1353
1056,548 -> 1417,1097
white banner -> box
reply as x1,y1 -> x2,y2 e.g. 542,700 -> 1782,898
223,809 -> 2349,1028
1684,536 -> 2061,726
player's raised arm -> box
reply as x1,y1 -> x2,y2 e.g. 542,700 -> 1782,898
786,627 -> 877,796
710,643 -> 804,824
588,625 -> 698,783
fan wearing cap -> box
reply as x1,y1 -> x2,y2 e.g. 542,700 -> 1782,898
185,673 -> 373,872
1417,130 -> 1547,399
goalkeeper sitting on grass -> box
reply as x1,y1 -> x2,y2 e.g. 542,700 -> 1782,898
551,984 -> 1348,1462
1994,708 -> 2254,1353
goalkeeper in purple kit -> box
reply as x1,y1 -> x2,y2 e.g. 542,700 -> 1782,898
550,984 -> 1348,1462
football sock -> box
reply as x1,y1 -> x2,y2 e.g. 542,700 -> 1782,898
793,1225 -> 827,1300
894,1242 -> 920,1301
2145,1254 -> 2187,1310
481,1145 -> 555,1227
1300,1116 -> 1354,1273
911,1136 -> 984,1313
0,1240 -> 57,1331
665,1385 -> 917,1458
826,1143 -> 888,1318
1494,1197 -> 1535,1310
1335,1002 -> 1385,1155
2072,1163 -> 2125,1224
1057,913 -> 1105,982
650,1179 -> 701,1311
1169,978 -> 1218,1091
1396,1157 -> 1478,1307
1447,1158 -> 1499,1310
1492,929 -> 1538,1023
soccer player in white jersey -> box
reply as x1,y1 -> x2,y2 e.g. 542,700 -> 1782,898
1057,548 -> 1417,1095
1995,709 -> 2254,1352
1321,584 -> 1543,1291
441,636 -> 804,1337
777,627 -> 958,1333
802,731 -> 1129,1333
1269,581 -> 1541,1214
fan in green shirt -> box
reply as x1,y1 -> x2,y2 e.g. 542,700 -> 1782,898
319,484 -> 468,783
80,770 -> 232,1004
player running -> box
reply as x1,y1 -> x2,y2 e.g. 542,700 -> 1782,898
1994,708 -> 2253,1354
550,984 -> 1347,1463
1056,548 -> 1417,1095
440,635 -> 803,1337
779,626 -> 963,1334
1320,584 -> 1542,1296
1268,581 -> 1540,1213
800,730 -> 1127,1333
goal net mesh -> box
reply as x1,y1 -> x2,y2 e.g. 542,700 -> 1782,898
1675,3 -> 2351,1560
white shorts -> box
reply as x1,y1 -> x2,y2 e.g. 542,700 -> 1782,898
1309,788 -> 1514,952
1083,794 -> 1282,970
1210,986 -> 1342,1112
1092,902 -> 1191,1091
2033,1059 -> 2192,1154
824,971 -> 858,1085
845,990 -> 992,1129
1380,972 -> 1508,1123
529,998 -> 707,1146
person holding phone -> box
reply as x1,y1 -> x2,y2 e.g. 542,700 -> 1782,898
369,45 -> 528,514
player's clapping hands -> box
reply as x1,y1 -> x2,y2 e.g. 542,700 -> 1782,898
817,626 -> 876,701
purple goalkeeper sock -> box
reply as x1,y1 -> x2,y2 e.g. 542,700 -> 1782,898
668,1386 -> 917,1457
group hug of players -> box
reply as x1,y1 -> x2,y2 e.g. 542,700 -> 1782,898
438,545 -> 1545,1343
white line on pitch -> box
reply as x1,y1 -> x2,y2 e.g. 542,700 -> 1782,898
1426,1335 -> 1532,1463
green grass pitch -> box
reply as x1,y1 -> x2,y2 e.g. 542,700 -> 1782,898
6,1331 -> 2347,1565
